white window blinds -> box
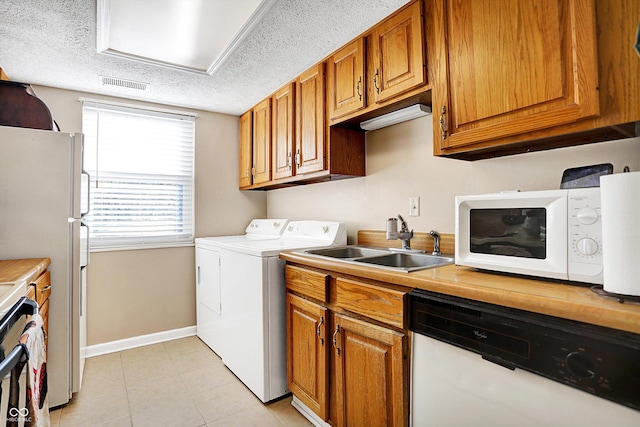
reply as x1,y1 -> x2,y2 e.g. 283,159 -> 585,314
82,101 -> 195,249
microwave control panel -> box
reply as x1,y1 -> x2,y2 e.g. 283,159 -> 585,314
567,188 -> 603,284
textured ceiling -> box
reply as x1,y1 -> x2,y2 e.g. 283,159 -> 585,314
0,0 -> 410,115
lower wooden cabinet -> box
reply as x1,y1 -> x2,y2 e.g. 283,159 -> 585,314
286,293 -> 328,419
285,265 -> 409,426
333,313 -> 406,427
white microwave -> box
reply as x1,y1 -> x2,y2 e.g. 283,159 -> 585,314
455,188 -> 603,284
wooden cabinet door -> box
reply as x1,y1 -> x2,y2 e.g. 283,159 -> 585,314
333,313 -> 406,427
370,0 -> 425,104
238,110 -> 253,188
272,82 -> 296,180
432,0 -> 599,153
296,63 -> 326,175
252,98 -> 272,184
286,293 -> 329,420
327,38 -> 366,120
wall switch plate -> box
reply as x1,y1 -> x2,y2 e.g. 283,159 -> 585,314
409,196 -> 420,217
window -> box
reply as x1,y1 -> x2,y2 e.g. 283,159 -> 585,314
82,101 -> 195,250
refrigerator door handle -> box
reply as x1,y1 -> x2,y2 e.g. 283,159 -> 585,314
81,171 -> 90,216
80,221 -> 90,268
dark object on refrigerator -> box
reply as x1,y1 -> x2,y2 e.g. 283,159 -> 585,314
0,80 -> 57,130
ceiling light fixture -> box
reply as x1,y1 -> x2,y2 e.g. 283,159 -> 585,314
360,104 -> 432,131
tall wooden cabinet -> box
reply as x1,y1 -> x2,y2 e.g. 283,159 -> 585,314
285,265 -> 409,427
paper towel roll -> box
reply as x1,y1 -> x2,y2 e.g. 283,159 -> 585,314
601,171 -> 640,296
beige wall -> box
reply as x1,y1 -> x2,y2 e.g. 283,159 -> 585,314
33,84 -> 640,346
267,116 -> 640,243
35,86 -> 266,345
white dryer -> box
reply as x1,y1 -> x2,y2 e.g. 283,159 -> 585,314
217,221 -> 346,403
194,219 -> 288,355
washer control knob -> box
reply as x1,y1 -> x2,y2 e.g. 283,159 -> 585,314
576,208 -> 599,225
576,238 -> 599,255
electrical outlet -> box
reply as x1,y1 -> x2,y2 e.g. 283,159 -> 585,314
409,196 -> 420,217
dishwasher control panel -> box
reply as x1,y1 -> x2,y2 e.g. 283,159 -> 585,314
408,289 -> 640,411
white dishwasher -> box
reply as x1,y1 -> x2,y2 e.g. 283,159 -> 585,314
408,289 -> 640,427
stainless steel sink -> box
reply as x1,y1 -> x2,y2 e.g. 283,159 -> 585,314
302,246 -> 454,273
354,253 -> 454,272
305,246 -> 390,259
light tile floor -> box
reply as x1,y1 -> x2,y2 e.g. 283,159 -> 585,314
49,336 -> 312,427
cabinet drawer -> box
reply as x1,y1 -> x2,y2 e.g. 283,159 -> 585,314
31,270 -> 51,306
26,284 -> 36,301
286,265 -> 329,302
336,278 -> 406,329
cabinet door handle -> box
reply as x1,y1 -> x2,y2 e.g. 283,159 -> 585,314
294,148 -> 301,167
356,76 -> 362,101
287,151 -> 292,170
373,68 -> 380,94
332,325 -> 341,355
197,266 -> 201,285
439,106 -> 447,140
40,285 -> 52,293
317,316 -> 324,346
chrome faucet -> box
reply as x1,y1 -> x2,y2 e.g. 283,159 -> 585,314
429,230 -> 441,255
386,214 -> 414,250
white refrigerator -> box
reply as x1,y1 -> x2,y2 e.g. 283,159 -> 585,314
0,125 -> 88,407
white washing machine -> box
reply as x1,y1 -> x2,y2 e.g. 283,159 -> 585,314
216,221 -> 346,403
195,219 -> 288,355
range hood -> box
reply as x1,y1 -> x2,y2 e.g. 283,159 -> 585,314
360,104 -> 432,131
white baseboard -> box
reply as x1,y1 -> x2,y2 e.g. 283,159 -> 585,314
291,396 -> 331,427
85,325 -> 197,358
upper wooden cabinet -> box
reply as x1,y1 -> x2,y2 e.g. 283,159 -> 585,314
433,0 -> 599,153
272,82 -> 296,180
429,0 -> 640,158
296,63 -> 326,175
238,110 -> 253,188
369,0 -> 426,104
240,62 -> 365,190
327,38 -> 366,120
328,0 -> 427,123
252,98 -> 272,185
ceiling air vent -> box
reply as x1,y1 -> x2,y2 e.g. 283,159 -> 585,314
100,76 -> 148,91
